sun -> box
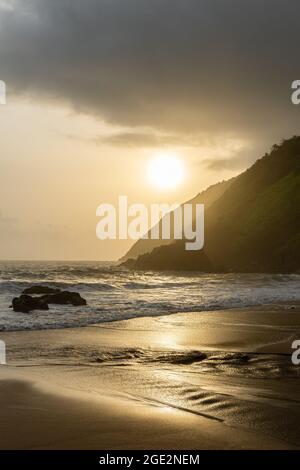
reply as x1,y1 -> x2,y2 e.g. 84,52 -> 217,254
147,152 -> 186,189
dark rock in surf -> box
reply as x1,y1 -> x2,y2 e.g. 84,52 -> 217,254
40,291 -> 87,306
12,295 -> 49,313
22,285 -> 61,295
11,288 -> 87,313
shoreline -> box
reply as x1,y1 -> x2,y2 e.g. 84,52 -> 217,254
0,303 -> 300,449
1,299 -> 299,333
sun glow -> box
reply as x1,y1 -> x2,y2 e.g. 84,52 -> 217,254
147,152 -> 186,189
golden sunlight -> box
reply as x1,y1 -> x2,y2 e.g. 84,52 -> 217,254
147,152 -> 186,189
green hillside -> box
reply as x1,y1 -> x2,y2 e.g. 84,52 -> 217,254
124,137 -> 300,273
120,178 -> 234,262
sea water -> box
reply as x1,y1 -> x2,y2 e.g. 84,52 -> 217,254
0,260 -> 299,331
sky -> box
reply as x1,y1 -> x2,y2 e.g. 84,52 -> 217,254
0,0 -> 299,260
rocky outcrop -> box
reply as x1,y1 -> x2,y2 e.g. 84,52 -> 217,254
11,287 -> 87,312
12,295 -> 49,313
22,286 -> 61,295
40,291 -> 87,306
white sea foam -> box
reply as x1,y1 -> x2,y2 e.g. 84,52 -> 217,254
0,261 -> 299,331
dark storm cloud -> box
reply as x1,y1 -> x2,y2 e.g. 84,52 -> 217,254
0,0 -> 300,150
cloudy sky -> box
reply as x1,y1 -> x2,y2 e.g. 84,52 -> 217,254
0,0 -> 299,260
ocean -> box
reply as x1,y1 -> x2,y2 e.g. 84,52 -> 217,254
0,260 -> 299,331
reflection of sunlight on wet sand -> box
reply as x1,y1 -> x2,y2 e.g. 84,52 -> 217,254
158,333 -> 179,348
159,405 -> 175,414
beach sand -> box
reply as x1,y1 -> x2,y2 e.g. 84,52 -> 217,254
0,303 -> 299,449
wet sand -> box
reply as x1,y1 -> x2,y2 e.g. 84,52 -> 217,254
0,303 -> 299,449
